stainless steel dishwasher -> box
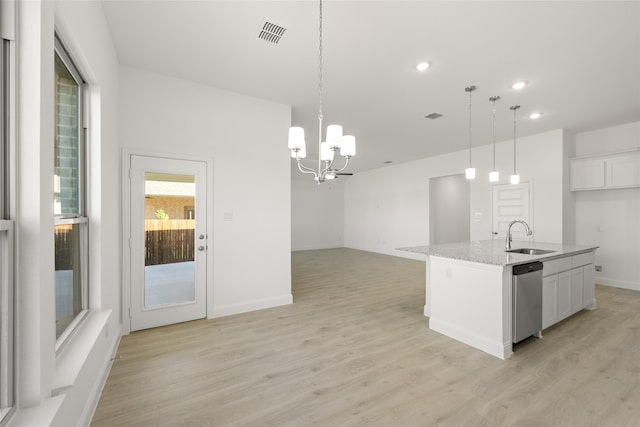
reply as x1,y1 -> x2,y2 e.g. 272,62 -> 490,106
512,261 -> 543,344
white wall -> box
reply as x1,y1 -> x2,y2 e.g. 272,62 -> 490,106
344,130 -> 568,259
119,66 -> 292,318
574,121 -> 640,290
291,176 -> 345,251
429,174 -> 470,245
15,0 -> 122,425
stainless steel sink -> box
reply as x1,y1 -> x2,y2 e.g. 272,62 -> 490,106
506,248 -> 555,255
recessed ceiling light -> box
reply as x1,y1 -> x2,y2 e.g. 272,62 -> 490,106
512,81 -> 527,90
529,112 -> 543,119
416,62 -> 430,72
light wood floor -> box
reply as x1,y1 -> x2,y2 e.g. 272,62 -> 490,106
92,248 -> 640,426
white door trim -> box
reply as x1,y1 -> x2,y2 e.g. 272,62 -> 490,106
121,148 -> 214,335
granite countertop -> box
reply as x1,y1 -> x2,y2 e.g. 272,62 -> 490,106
398,239 -> 598,267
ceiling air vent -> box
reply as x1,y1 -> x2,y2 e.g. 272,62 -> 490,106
258,21 -> 287,44
425,113 -> 443,120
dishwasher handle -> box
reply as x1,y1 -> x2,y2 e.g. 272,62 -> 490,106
513,261 -> 543,275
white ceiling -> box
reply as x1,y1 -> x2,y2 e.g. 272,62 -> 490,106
101,1 -> 640,174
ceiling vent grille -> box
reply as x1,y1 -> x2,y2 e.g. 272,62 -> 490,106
258,21 -> 287,44
425,113 -> 443,120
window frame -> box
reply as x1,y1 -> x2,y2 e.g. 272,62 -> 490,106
53,35 -> 89,353
0,20 -> 16,425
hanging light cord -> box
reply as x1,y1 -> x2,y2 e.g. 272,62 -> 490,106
511,105 -> 520,174
465,86 -> 476,167
490,96 -> 500,170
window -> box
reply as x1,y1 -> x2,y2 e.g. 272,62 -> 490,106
0,5 -> 15,422
54,36 -> 88,347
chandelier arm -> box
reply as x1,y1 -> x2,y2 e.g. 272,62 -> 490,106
330,156 -> 350,173
296,158 -> 320,175
320,157 -> 335,176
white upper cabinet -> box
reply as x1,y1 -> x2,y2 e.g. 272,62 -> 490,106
606,153 -> 640,188
571,158 -> 605,190
571,149 -> 640,191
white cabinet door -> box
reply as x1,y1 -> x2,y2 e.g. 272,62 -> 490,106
558,270 -> 572,321
583,264 -> 595,309
570,158 -> 605,190
606,153 -> 640,188
542,275 -> 558,329
571,268 -> 584,314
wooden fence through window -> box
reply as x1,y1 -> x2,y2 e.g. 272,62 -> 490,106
144,219 -> 195,266
55,220 -> 196,268
54,224 -> 75,271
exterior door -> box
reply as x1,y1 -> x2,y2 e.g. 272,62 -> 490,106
492,182 -> 531,240
129,155 -> 208,331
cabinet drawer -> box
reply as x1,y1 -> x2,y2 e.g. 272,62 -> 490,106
543,257 -> 572,276
572,252 -> 594,268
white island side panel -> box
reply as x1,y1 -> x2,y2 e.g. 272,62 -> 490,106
428,256 -> 512,359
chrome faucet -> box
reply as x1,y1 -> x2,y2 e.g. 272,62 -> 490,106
506,220 -> 532,249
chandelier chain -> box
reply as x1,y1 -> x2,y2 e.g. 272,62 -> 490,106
318,0 -> 323,121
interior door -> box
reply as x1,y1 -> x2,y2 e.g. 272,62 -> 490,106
129,155 -> 208,331
492,182 -> 531,239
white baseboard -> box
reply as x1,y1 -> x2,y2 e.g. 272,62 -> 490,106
80,327 -> 122,427
429,317 -> 512,360
210,294 -> 293,318
596,275 -> 640,291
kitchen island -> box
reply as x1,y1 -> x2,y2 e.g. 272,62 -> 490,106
399,240 -> 598,359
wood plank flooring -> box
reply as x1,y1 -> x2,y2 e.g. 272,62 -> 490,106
92,248 -> 640,426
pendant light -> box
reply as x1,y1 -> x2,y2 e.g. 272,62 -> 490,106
488,96 -> 500,182
287,0 -> 356,184
464,85 -> 477,180
510,105 -> 521,185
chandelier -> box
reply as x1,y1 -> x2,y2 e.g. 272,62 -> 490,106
287,0 -> 356,183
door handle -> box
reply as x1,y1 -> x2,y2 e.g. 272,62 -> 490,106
198,245 -> 206,251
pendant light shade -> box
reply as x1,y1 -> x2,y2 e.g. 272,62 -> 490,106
489,96 -> 500,182
465,168 -> 476,179
291,142 -> 306,159
320,142 -> 334,162
510,105 -> 521,185
326,125 -> 343,150
464,85 -> 477,180
288,126 -> 305,151
340,135 -> 356,157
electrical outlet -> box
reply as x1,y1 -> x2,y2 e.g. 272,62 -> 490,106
595,265 -> 602,272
